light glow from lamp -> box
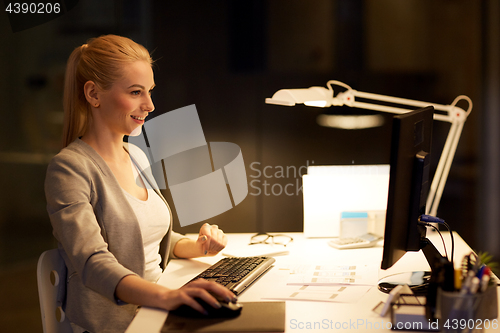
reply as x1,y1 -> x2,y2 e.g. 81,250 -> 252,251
305,100 -> 329,107
317,114 -> 385,130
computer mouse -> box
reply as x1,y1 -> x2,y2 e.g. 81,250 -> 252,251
170,298 -> 243,318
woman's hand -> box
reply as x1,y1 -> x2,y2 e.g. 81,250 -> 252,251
173,223 -> 228,258
115,275 -> 236,314
160,279 -> 237,314
196,223 -> 227,256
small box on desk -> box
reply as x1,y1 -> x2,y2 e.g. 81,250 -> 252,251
390,294 -> 440,331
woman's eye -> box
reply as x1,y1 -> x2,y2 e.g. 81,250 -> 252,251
131,90 -> 141,96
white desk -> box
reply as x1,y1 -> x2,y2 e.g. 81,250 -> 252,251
126,232 -> 499,332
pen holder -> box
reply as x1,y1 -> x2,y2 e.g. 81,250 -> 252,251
436,286 -> 498,333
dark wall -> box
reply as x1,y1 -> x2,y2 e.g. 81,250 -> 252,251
147,0 -> 484,247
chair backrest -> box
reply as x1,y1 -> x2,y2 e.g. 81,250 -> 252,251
37,249 -> 72,333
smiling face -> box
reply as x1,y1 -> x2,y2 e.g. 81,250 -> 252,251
95,60 -> 155,137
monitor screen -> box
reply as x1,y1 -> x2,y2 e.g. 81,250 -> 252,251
381,106 -> 434,270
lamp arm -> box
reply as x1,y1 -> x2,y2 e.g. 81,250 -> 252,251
427,120 -> 465,216
326,80 -> 473,216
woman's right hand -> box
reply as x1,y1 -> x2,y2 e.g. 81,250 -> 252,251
115,275 -> 236,314
160,279 -> 237,314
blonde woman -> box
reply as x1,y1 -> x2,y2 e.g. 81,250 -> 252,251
45,35 -> 235,333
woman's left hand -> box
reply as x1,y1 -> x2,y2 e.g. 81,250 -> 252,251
196,223 -> 227,256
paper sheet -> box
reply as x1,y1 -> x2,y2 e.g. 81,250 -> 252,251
262,284 -> 372,303
284,263 -> 379,286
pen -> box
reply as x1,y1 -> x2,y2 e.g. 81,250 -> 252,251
480,275 -> 490,293
461,270 -> 475,293
470,276 -> 480,294
476,265 -> 486,279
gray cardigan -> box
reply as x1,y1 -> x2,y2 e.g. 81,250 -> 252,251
45,139 -> 186,333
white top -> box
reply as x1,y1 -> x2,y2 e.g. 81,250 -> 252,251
123,162 -> 170,282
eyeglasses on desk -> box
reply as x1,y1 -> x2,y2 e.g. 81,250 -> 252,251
249,233 -> 293,247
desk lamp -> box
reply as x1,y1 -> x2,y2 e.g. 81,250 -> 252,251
265,80 -> 472,217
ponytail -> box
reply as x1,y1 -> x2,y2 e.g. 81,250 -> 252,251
62,45 -> 90,148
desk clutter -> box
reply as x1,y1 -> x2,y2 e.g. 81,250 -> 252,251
436,286 -> 498,331
374,251 -> 499,332
433,252 -> 498,331
128,233 -> 500,333
390,292 -> 439,332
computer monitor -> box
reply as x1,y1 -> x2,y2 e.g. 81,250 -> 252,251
378,106 -> 452,297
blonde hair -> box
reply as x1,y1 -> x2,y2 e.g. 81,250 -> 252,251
62,35 -> 153,147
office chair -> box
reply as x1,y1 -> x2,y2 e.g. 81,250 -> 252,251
37,249 -> 72,333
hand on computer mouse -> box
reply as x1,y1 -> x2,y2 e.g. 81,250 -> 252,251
163,279 -> 237,315
170,297 -> 243,318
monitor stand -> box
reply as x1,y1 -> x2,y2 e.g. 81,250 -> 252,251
377,238 -> 454,319
377,238 -> 453,296
378,271 -> 431,296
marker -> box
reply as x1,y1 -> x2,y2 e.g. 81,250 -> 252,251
480,275 -> 490,293
454,269 -> 462,291
461,271 -> 475,293
470,277 -> 480,294
476,265 -> 486,279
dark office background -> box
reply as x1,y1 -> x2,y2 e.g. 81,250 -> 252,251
1,0 -> 499,331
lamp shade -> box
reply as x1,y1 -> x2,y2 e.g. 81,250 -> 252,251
265,86 -> 332,107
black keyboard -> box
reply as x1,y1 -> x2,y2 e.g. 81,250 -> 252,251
186,256 -> 276,295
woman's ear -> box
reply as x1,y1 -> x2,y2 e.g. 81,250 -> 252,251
84,81 -> 100,108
